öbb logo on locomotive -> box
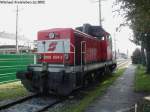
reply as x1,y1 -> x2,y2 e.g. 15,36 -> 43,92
48,42 -> 58,51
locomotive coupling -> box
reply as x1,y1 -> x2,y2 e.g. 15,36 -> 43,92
42,62 -> 48,71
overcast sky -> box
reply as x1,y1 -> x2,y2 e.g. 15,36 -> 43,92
0,0 -> 137,55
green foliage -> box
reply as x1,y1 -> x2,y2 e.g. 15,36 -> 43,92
116,0 -> 150,72
116,0 -> 150,37
131,48 -> 142,64
0,81 -> 28,100
135,65 -> 150,92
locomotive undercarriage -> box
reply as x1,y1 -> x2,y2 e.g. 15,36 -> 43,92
17,66 -> 77,95
16,61 -> 116,95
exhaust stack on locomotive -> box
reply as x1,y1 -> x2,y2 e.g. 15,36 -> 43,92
16,24 -> 116,95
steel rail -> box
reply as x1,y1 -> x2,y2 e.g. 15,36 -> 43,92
117,59 -> 130,68
36,99 -> 64,112
0,94 -> 38,111
0,93 -> 66,112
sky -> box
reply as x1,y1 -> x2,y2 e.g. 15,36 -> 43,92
0,0 -> 138,55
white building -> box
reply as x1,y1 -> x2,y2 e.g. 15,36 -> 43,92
0,45 -> 31,54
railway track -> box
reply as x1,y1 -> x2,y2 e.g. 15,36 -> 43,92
117,59 -> 131,68
0,59 -> 130,112
0,94 -> 64,112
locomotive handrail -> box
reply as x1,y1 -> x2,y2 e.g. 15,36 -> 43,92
81,41 -> 86,70
60,41 -> 76,72
42,41 -> 46,63
62,41 -> 65,65
70,43 -> 76,72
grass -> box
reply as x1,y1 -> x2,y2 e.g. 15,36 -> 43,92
135,65 -> 150,92
0,81 -> 28,101
61,68 -> 125,112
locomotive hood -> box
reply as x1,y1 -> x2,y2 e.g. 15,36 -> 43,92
75,24 -> 109,38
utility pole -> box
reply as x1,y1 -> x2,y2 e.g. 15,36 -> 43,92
114,27 -> 119,59
127,49 -> 128,58
99,0 -> 102,26
114,33 -> 117,59
16,5 -> 19,53
90,0 -> 102,26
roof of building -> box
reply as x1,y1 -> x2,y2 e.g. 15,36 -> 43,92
0,45 -> 29,49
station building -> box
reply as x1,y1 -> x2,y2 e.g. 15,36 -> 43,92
0,45 -> 32,54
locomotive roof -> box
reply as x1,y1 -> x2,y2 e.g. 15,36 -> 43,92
38,28 -> 73,33
75,25 -> 110,38
38,27 -> 110,40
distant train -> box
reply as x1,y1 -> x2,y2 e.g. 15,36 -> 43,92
16,24 -> 117,95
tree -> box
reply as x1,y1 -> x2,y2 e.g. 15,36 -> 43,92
115,0 -> 150,73
131,48 -> 142,64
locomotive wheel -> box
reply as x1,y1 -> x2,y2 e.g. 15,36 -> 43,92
82,73 -> 94,88
83,76 -> 89,88
104,66 -> 111,75
91,73 -> 97,82
96,70 -> 104,80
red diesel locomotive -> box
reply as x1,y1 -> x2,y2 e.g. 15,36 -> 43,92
17,24 -> 116,95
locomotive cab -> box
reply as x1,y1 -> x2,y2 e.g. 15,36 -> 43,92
36,28 -> 74,65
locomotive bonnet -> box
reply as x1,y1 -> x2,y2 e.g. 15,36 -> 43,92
16,24 -> 116,95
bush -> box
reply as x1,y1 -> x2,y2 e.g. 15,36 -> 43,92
132,48 -> 142,64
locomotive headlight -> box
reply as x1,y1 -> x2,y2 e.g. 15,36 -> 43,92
48,32 -> 55,39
